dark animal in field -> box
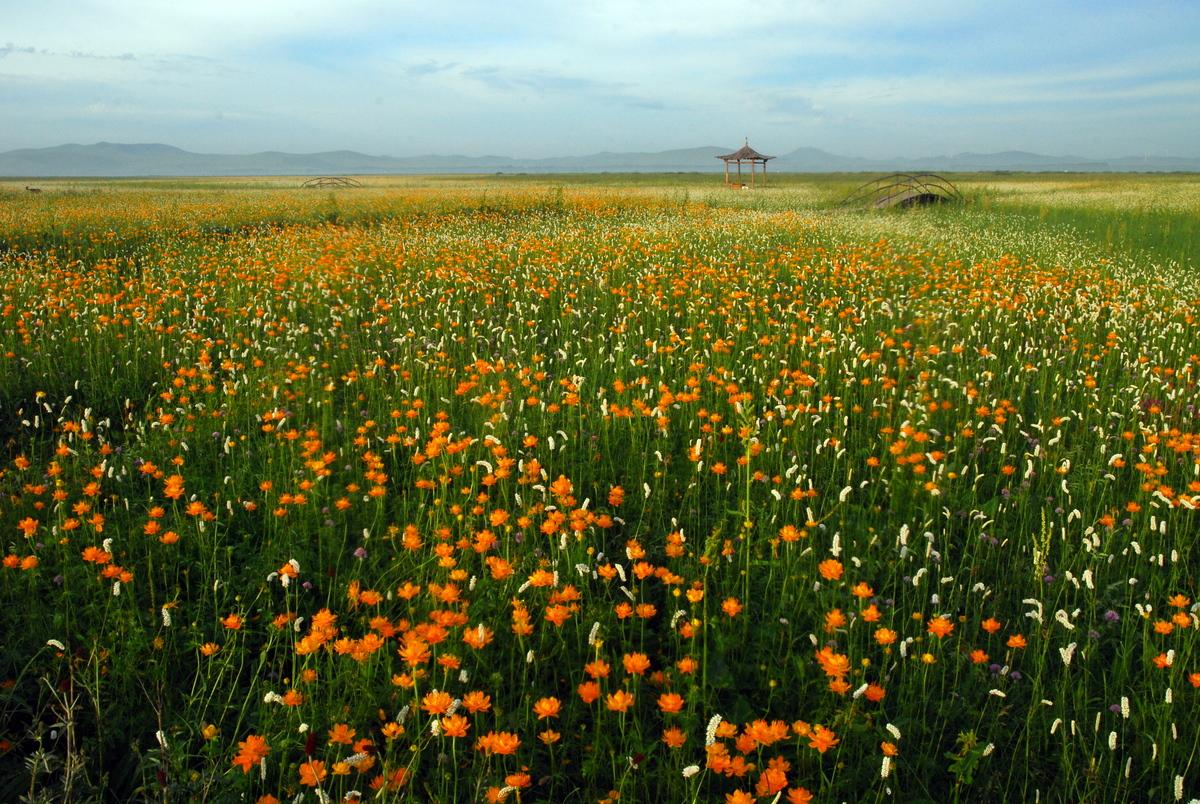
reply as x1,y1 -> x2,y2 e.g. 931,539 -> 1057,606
26,186 -> 42,193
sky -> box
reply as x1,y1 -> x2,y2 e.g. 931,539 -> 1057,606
2,0 -> 1198,159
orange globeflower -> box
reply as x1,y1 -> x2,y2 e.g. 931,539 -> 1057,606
881,741 -> 899,756
971,649 -> 989,664
538,729 -> 562,745
462,691 -> 492,713
441,715 -> 470,738
578,681 -> 601,704
864,683 -> 886,702
585,658 -> 611,679
422,690 -> 454,715
477,731 -> 521,755
398,639 -> 431,666
1168,594 -> 1191,608
721,597 -> 743,617
861,604 -> 882,622
851,582 -> 874,598
663,726 -> 687,748
605,690 -> 635,712
327,724 -> 356,745
824,609 -> 846,632
221,613 -> 243,630
81,546 -> 112,563
657,692 -> 685,713
818,559 -> 843,581
1007,634 -> 1028,649
981,618 -> 1002,634
623,652 -> 651,675
299,760 -> 326,786
807,725 -> 839,753
787,788 -> 814,804
814,647 -> 850,678
874,628 -> 897,645
532,697 -> 562,719
927,618 -> 955,639
231,734 -> 271,772
755,766 -> 789,797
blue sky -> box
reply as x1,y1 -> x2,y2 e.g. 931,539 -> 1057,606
2,0 -> 1197,158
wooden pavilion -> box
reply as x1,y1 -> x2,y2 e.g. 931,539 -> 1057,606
716,140 -> 774,187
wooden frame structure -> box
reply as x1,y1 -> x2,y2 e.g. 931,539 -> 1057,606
838,173 -> 964,209
301,176 -> 364,188
716,140 -> 774,187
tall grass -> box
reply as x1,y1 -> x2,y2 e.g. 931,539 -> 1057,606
1,179 -> 1199,804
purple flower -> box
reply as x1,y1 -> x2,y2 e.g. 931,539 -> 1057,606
354,547 -> 368,559
1104,610 -> 1120,623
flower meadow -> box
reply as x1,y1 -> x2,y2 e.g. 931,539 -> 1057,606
1,179 -> 1199,804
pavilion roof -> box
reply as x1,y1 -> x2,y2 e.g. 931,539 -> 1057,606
716,140 -> 774,161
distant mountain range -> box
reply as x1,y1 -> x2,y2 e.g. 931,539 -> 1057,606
1,141 -> 1197,177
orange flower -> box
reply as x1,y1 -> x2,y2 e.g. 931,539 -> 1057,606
814,647 -> 850,678
755,766 -> 789,797
623,652 -> 651,675
828,678 -> 852,695
874,628 -> 897,645
532,697 -> 561,719
476,731 -> 521,755
605,690 -> 635,712
927,617 -> 955,639
221,613 -> 243,630
398,639 -> 431,666
818,559 -> 843,580
981,617 -> 1002,634
864,683 -> 886,702
1168,594 -> 1191,608
441,714 -> 470,738
725,791 -> 755,804
1007,634 -> 1027,649
881,741 -> 899,756
199,643 -> 220,656
327,724 -> 356,745
786,788 -> 814,804
538,729 -> 561,744
422,690 -> 454,715
298,760 -> 326,786
823,609 -> 846,632
971,649 -> 989,664
721,597 -> 743,617
231,734 -> 271,772
585,658 -> 611,679
81,546 -> 112,563
861,604 -> 882,622
807,725 -> 839,753
1152,652 -> 1173,668
1154,621 -> 1175,635
462,691 -> 492,713
657,692 -> 685,713
578,681 -> 601,704
1188,672 -> 1200,688
662,726 -> 687,748
851,581 -> 874,598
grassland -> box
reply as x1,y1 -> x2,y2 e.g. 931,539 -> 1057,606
1,173 -> 1198,804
